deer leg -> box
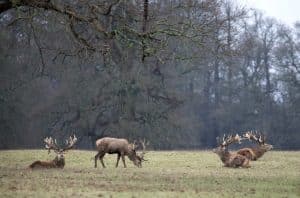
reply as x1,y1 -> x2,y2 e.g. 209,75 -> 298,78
121,154 -> 127,168
94,152 -> 100,168
99,153 -> 106,168
243,159 -> 251,168
116,153 -> 121,168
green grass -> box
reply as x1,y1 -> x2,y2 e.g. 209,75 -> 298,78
0,150 -> 299,197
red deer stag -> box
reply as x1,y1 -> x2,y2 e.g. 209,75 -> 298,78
237,131 -> 273,160
29,135 -> 77,169
94,137 -> 147,168
213,134 -> 250,168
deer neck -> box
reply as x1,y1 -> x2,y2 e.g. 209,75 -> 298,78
252,145 -> 267,158
259,145 -> 267,151
127,152 -> 136,161
53,156 -> 65,168
219,150 -> 231,163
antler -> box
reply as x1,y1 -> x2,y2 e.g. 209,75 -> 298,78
63,135 -> 78,151
219,134 -> 243,147
44,137 -> 60,153
138,139 -> 148,161
243,131 -> 265,145
132,140 -> 137,150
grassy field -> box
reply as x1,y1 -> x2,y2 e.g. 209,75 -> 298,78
0,150 -> 299,197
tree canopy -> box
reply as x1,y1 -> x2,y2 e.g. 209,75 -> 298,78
0,0 -> 300,149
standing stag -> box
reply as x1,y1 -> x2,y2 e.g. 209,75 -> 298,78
94,137 -> 147,168
237,131 -> 273,160
29,135 -> 77,169
213,134 -> 250,168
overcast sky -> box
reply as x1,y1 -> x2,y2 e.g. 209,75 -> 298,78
238,0 -> 300,26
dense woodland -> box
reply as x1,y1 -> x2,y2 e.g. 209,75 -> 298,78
0,0 -> 299,149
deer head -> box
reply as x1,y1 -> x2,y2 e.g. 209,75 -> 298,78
29,135 -> 78,169
213,134 -> 243,155
132,139 -> 148,167
44,135 -> 78,161
243,131 -> 273,151
213,134 -> 250,168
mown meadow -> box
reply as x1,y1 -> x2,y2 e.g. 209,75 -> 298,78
0,150 -> 299,197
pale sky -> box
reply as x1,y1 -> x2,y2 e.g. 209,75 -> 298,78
238,0 -> 300,27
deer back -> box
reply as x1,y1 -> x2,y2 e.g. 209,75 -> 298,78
239,131 -> 273,160
96,137 -> 132,154
237,148 -> 257,160
213,134 -> 250,168
29,135 -> 76,169
29,157 -> 65,169
251,145 -> 272,158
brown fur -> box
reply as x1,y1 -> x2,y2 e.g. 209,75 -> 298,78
237,144 -> 272,160
213,134 -> 250,168
237,131 -> 273,160
28,135 -> 77,169
213,147 -> 250,168
29,155 -> 65,169
95,137 -> 143,168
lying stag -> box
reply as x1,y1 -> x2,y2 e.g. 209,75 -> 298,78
237,131 -> 273,160
29,135 -> 77,169
213,134 -> 250,168
94,137 -> 147,168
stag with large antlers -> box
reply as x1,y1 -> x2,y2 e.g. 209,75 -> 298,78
213,134 -> 250,168
29,135 -> 77,169
237,131 -> 273,160
94,137 -> 148,168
